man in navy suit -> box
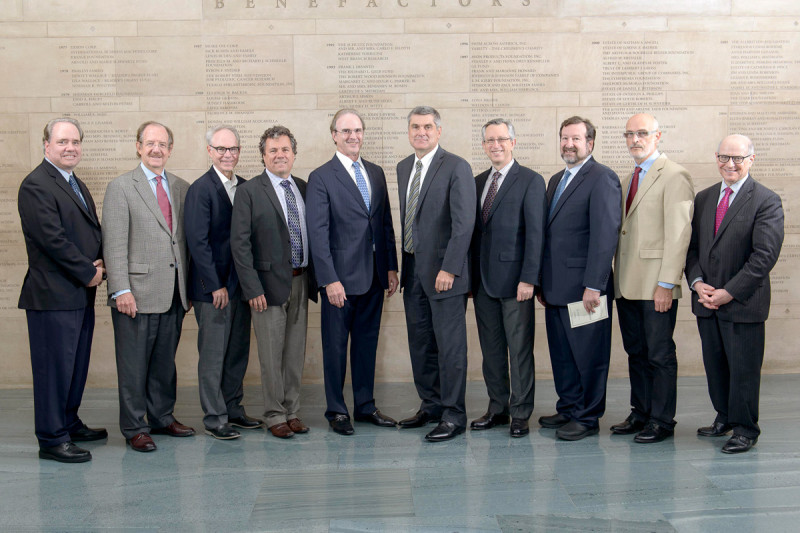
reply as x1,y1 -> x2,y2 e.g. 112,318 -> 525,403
307,109 -> 399,436
185,125 -> 263,441
686,134 -> 783,454
537,116 -> 621,441
470,118 -> 547,438
18,118 -> 107,463
396,106 -> 476,442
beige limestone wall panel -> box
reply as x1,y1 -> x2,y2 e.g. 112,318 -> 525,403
47,21 -> 138,37
732,0 -> 800,16
0,114 -> 33,173
22,1 -> 202,22
561,0 -> 729,17
0,22 -> 46,36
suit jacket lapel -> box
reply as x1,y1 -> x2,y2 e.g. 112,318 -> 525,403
260,171 -> 288,229
132,166 -> 171,234
548,159 -> 591,224
47,163 -> 97,225
417,146 -> 444,209
626,154 -> 665,220
332,156 -> 369,215
365,161 -> 383,216
397,156 -> 411,219
714,177 -> 753,243
208,167 -> 233,208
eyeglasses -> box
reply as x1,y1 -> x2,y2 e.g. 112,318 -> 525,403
717,154 -> 752,164
210,146 -> 241,155
623,130 -> 658,139
482,137 -> 512,145
334,128 -> 363,136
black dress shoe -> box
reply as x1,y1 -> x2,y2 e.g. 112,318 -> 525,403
355,409 -> 398,427
70,425 -> 108,442
610,414 -> 646,435
204,424 -> 240,440
556,420 -> 599,441
425,421 -> 466,442
39,442 -> 91,463
470,412 -> 510,430
697,421 -> 732,437
509,418 -> 529,438
538,413 -> 570,429
398,410 -> 441,429
634,423 -> 674,443
229,414 -> 265,429
329,414 -> 354,436
721,434 -> 757,454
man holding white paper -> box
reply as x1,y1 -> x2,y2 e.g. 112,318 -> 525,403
537,116 -> 621,441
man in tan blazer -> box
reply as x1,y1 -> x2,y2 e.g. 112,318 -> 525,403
103,121 -> 194,452
610,113 -> 694,443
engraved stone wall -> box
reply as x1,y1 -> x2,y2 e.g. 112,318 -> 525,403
2,1 -> 798,387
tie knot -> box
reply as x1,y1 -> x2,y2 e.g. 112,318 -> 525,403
723,187 -> 733,198
633,167 -> 642,177
154,175 -> 163,184
280,179 -> 291,189
415,160 -> 423,171
492,171 -> 501,180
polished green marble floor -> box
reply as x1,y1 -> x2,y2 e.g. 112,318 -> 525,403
1,375 -> 799,532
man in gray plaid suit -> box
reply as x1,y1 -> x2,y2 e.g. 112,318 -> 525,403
103,121 -> 195,452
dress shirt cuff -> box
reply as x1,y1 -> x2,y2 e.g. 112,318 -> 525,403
690,278 -> 703,291
586,287 -> 600,293
112,289 -> 131,299
657,282 -> 675,289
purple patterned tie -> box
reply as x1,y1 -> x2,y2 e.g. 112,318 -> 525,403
482,171 -> 501,224
715,187 -> 733,235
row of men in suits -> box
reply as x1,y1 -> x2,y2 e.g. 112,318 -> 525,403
18,109 -> 782,462
472,113 -> 782,456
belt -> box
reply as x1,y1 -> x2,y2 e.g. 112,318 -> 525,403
292,267 -> 306,277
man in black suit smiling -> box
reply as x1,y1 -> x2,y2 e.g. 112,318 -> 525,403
18,117 -> 106,463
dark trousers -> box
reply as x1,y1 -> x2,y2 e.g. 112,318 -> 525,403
544,300 -> 612,428
402,253 -> 469,428
320,261 -> 384,421
697,315 -> 764,438
26,307 -> 94,447
112,283 -> 185,439
194,291 -> 251,429
617,297 -> 678,429
474,282 -> 535,420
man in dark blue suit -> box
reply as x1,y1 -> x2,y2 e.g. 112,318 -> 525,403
185,125 -> 263,441
686,134 -> 784,454
470,118 -> 547,438
18,118 -> 107,463
307,109 -> 399,435
537,116 -> 621,441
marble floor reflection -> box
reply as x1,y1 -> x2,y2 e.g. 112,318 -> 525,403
1,375 -> 799,532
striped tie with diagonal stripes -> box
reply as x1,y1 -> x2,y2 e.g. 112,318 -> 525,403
403,160 -> 423,253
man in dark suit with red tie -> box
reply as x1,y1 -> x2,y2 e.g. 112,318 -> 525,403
307,109 -> 399,436
470,118 -> 547,438
686,134 -> 783,454
18,118 -> 107,463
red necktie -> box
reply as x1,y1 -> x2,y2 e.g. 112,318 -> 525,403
715,187 -> 733,235
155,175 -> 172,232
625,167 -> 641,214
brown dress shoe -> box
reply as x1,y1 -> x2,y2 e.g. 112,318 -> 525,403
287,418 -> 309,434
151,420 -> 195,437
127,433 -> 157,452
268,422 -> 295,439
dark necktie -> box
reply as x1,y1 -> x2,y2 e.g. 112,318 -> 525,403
404,160 -> 423,253
280,179 -> 304,268
68,174 -> 88,210
154,175 -> 172,232
715,187 -> 733,235
481,171 -> 501,224
626,167 -> 641,214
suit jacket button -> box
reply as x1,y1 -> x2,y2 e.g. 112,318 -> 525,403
621,230 -> 627,235
170,263 -> 175,267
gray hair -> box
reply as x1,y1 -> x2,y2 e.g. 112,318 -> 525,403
42,117 -> 83,152
206,125 -> 240,146
481,118 -> 515,141
407,106 -> 441,127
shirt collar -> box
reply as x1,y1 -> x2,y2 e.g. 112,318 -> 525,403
212,165 -> 234,186
335,151 -> 362,171
140,162 -> 165,180
415,145 -> 439,168
722,174 -> 749,196
636,150 -> 660,174
564,154 -> 592,178
492,159 -> 515,178
44,157 -> 72,181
